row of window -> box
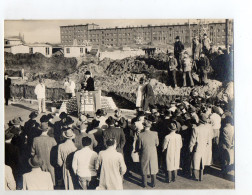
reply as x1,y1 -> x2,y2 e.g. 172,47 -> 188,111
29,47 -> 50,55
65,47 -> 87,54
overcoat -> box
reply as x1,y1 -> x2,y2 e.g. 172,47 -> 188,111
58,139 -> 77,190
137,130 -> 159,175
31,135 -> 57,185
189,123 -> 213,170
163,132 -> 182,171
136,84 -> 145,108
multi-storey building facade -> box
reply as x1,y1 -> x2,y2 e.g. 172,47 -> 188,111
60,21 -> 233,47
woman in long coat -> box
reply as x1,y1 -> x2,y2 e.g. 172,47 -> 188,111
162,121 -> 182,183
189,114 -> 213,181
137,120 -> 159,188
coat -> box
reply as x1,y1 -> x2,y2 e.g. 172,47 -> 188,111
5,78 -> 11,98
23,168 -> 54,190
167,57 -> 178,71
5,142 -> 20,178
174,41 -> 184,57
137,130 -> 159,175
85,77 -> 95,91
163,132 -> 182,171
96,147 -> 126,190
143,83 -> 155,111
219,123 -> 234,165
198,56 -> 210,73
192,40 -> 201,60
74,131 -> 98,150
182,57 -> 193,72
136,84 -> 145,108
31,135 -> 57,185
58,139 -> 77,190
103,126 -> 126,153
189,123 -> 213,170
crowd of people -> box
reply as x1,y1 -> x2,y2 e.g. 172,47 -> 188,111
5,87 -> 234,190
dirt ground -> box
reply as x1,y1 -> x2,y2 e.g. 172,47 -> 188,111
5,101 -> 234,190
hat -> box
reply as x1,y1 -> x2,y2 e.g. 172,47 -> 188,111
175,36 -> 180,39
205,91 -> 211,97
82,136 -> 92,147
199,113 -> 208,123
10,117 -> 22,125
5,132 -> 14,140
40,115 -> 49,123
137,111 -> 145,117
59,112 -> 68,119
38,122 -> 49,132
203,33 -> 207,36
5,72 -> 8,76
28,156 -> 43,168
64,116 -> 74,126
96,109 -> 104,117
143,120 -> 152,127
168,121 -> 177,131
85,71 -> 91,75
106,116 -> 115,126
188,106 -> 196,113
62,128 -> 75,139
29,111 -> 38,119
212,106 -> 220,114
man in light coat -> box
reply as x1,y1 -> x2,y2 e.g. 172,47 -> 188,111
162,120 -> 182,183
96,139 -> 126,190
189,114 -> 213,181
34,78 -> 46,114
23,155 -> 54,190
137,120 -> 159,188
58,128 -> 77,190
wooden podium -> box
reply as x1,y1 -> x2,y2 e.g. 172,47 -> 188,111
76,90 -> 101,115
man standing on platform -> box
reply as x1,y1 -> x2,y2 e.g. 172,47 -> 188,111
34,78 -> 46,114
83,71 -> 94,91
174,36 -> 184,70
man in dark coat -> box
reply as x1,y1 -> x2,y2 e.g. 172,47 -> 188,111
198,52 -> 210,85
5,73 -> 12,106
83,71 -> 95,91
143,79 -> 155,112
24,111 -> 41,151
103,116 -> 126,154
174,36 -> 184,70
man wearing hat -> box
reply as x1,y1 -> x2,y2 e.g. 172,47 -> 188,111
82,71 -> 94,91
162,121 -> 182,183
96,138 -> 127,190
58,128 -> 77,190
167,53 -> 178,88
181,51 -> 194,87
174,36 -> 184,70
5,131 -> 20,184
5,72 -> 12,106
103,116 -> 126,154
34,78 -> 46,114
31,122 -> 57,186
74,123 -> 98,150
23,155 -> 54,190
24,111 -> 40,150
72,137 -> 98,189
198,52 -> 211,86
189,113 -> 213,181
137,120 -> 159,188
192,36 -> 201,62
143,79 -> 155,112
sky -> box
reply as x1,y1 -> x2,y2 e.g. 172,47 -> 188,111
4,19 -> 225,44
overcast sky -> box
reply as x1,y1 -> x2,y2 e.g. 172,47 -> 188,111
5,19 -> 225,43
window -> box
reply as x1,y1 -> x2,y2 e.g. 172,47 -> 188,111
29,47 -> 33,54
45,47 -> 50,55
80,48 -> 83,53
66,48 -> 70,53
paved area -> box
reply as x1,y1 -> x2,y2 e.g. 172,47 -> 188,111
5,101 -> 235,189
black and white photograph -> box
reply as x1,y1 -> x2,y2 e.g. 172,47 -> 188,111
3,18 -> 235,190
